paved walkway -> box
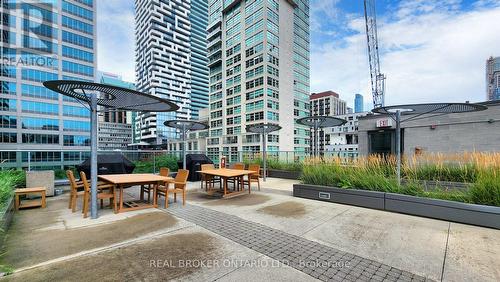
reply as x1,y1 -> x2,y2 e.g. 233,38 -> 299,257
180,178 -> 500,282
168,204 -> 428,282
2,178 -> 499,281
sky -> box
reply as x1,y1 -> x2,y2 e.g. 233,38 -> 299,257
97,0 -> 500,109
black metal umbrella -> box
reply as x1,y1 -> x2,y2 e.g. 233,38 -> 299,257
372,102 -> 488,184
246,123 -> 282,181
297,116 -> 347,157
43,80 -> 179,219
163,120 -> 209,170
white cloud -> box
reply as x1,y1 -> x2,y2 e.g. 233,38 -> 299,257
473,0 -> 500,8
311,3 -> 500,108
310,0 -> 341,33
97,0 -> 135,83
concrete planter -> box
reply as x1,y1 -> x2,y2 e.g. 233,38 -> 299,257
267,169 -> 301,180
293,184 -> 385,210
0,196 -> 14,233
385,193 -> 500,229
293,184 -> 500,229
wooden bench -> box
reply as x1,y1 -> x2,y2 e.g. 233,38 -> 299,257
15,187 -> 47,211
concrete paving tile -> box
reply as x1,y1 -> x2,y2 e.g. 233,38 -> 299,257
303,207 -> 448,281
191,191 -> 350,236
441,223 -> 500,282
212,255 -> 319,282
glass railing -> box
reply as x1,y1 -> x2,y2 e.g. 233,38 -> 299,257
0,149 -> 359,179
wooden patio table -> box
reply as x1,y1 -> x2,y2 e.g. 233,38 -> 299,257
198,169 -> 256,198
98,174 -> 173,213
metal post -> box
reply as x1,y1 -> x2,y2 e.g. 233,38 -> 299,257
90,93 -> 98,219
395,110 -> 401,185
153,152 -> 156,174
313,122 -> 319,158
182,124 -> 186,170
262,132 -> 267,181
27,151 -> 31,171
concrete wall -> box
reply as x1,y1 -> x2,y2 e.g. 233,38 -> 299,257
358,101 -> 500,156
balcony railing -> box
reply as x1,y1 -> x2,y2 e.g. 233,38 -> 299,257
0,149 -> 359,176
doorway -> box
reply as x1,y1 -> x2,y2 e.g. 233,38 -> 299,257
368,129 -> 403,156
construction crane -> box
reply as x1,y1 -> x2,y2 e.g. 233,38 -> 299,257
364,0 -> 386,108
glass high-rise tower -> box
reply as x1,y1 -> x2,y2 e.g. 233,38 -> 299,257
0,0 -> 96,169
206,0 -> 310,161
190,0 -> 210,120
355,94 -> 364,113
134,0 -> 209,145
486,56 -> 500,101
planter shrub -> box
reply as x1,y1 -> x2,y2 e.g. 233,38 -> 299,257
0,170 -> 25,211
244,158 -> 303,174
300,154 -> 500,207
469,169 -> 500,207
133,155 -> 179,173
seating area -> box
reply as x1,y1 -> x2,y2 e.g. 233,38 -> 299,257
62,163 -> 262,218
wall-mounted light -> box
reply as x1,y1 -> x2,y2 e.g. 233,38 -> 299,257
488,119 -> 495,124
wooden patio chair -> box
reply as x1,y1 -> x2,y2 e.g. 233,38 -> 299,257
243,164 -> 261,191
141,167 -> 169,201
67,170 -> 83,212
67,170 -> 114,212
228,163 -> 245,190
200,164 -> 221,191
157,169 -> 189,208
80,171 -> 116,218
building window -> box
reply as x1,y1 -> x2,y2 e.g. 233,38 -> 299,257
0,132 -> 16,143
22,133 -> 59,144
63,135 -> 90,146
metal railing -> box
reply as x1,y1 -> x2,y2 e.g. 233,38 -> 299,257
0,149 -> 359,178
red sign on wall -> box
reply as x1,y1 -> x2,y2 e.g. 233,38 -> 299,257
376,118 -> 393,128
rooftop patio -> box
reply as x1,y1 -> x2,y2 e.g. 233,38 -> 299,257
2,178 -> 498,281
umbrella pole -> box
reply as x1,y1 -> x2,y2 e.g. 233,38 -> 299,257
314,122 -> 319,158
182,124 -> 186,170
262,132 -> 267,182
395,110 -> 401,185
90,93 -> 98,219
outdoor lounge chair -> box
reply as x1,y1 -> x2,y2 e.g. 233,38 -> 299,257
80,171 -> 116,218
200,164 -> 221,191
157,169 -> 189,208
140,167 -> 169,201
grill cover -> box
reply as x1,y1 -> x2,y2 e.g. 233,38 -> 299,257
178,154 -> 214,181
77,154 -> 135,178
